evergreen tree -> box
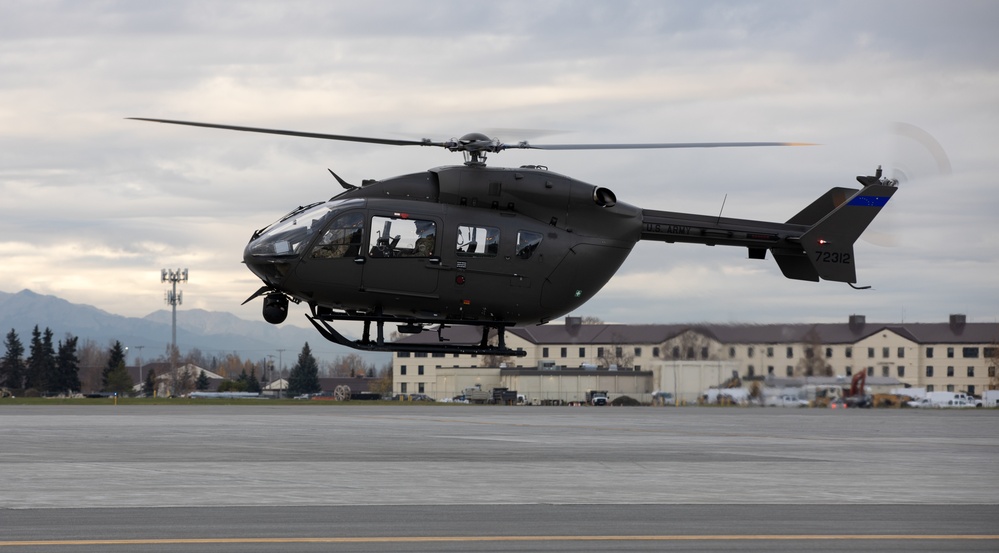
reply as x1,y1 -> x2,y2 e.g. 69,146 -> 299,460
246,368 -> 262,394
195,370 -> 210,391
1,329 -> 25,390
39,328 -> 58,392
24,325 -> 56,391
55,335 -> 82,394
143,368 -> 157,396
102,341 -> 127,390
287,342 -> 321,396
104,360 -> 133,396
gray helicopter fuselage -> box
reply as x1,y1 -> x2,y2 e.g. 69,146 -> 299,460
243,164 -> 642,325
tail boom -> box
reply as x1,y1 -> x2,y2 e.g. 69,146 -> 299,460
639,169 -> 898,284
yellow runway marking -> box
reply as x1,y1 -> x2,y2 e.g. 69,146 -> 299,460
1,534 -> 998,547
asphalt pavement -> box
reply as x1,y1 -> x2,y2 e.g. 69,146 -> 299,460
1,404 -> 996,551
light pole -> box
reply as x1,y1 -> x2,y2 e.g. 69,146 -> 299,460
135,345 -> 145,396
160,269 -> 187,368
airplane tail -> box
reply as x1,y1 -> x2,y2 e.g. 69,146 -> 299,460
773,169 -> 898,284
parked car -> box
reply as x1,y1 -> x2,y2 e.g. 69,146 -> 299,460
766,395 -> 809,407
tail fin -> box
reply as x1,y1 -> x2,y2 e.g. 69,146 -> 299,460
798,179 -> 898,283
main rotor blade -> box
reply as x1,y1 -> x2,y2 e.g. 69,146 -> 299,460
127,118 -> 445,148
512,141 -> 815,150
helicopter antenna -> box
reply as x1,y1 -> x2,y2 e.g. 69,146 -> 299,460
717,194 -> 728,223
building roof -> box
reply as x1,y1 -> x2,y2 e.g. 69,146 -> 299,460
393,315 -> 998,348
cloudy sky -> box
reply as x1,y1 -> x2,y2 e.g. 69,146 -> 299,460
1,0 -> 996,338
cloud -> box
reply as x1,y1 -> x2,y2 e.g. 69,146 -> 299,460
0,0 -> 996,330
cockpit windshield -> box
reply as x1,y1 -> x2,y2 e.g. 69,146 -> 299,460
246,199 -> 362,257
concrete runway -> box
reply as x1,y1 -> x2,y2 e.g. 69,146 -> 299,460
1,404 -> 997,551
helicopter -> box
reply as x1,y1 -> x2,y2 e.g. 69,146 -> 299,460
129,118 -> 898,357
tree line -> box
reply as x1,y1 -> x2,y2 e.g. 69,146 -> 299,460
1,326 -> 392,398
0,326 -> 132,396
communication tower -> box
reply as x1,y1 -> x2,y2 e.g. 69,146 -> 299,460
161,268 -> 188,362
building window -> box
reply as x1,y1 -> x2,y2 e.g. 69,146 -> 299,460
418,383 -> 425,394
898,347 -> 905,358
846,366 -> 853,376
398,352 -> 411,358
418,366 -> 424,375
947,366 -> 954,377
825,347 -> 833,358
701,347 -> 709,359
963,347 -> 980,358
729,347 -> 736,358
786,347 -> 794,359
845,347 -> 853,358
560,347 -> 567,358
947,347 -> 954,358
867,367 -> 874,376
542,347 -> 549,357
967,366 -> 975,377
748,347 -> 754,358
946,385 -> 954,392
985,347 -> 997,358
598,347 -> 605,358
926,366 -> 934,377
634,347 -> 642,357
898,366 -> 905,377
616,347 -> 624,357
868,348 -> 875,358
653,347 -> 660,357
747,365 -> 755,377
767,366 -> 774,375
415,352 -> 427,358
882,347 -> 890,358
805,348 -> 814,359
926,384 -> 934,392
400,366 -> 407,375
767,347 -> 774,358
882,366 -> 889,377
400,382 -> 408,393
580,347 -> 586,357
672,346 -> 680,358
786,366 -> 793,376
926,347 -> 934,358
968,385 -> 976,396
990,366 -> 996,378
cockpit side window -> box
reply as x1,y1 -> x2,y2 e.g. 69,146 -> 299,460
516,231 -> 543,259
456,225 -> 499,256
369,216 -> 436,258
310,212 -> 364,259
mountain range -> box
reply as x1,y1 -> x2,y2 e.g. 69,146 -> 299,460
0,289 -> 388,366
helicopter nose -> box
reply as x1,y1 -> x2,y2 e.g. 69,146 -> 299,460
243,241 -> 294,284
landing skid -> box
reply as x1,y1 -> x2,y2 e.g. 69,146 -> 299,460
305,305 -> 526,357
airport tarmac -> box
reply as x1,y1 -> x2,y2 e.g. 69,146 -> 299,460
1,404 -> 997,551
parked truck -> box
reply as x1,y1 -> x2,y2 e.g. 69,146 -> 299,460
463,386 -> 491,404
982,390 -> 999,408
925,391 -> 973,408
586,390 -> 609,406
491,387 -> 519,405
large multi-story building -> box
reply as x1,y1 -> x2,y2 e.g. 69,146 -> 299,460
392,314 -> 998,402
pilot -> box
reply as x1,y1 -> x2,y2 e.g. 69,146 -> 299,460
411,220 -> 436,257
311,213 -> 364,259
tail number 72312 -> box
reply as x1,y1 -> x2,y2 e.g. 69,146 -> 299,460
815,251 -> 852,264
